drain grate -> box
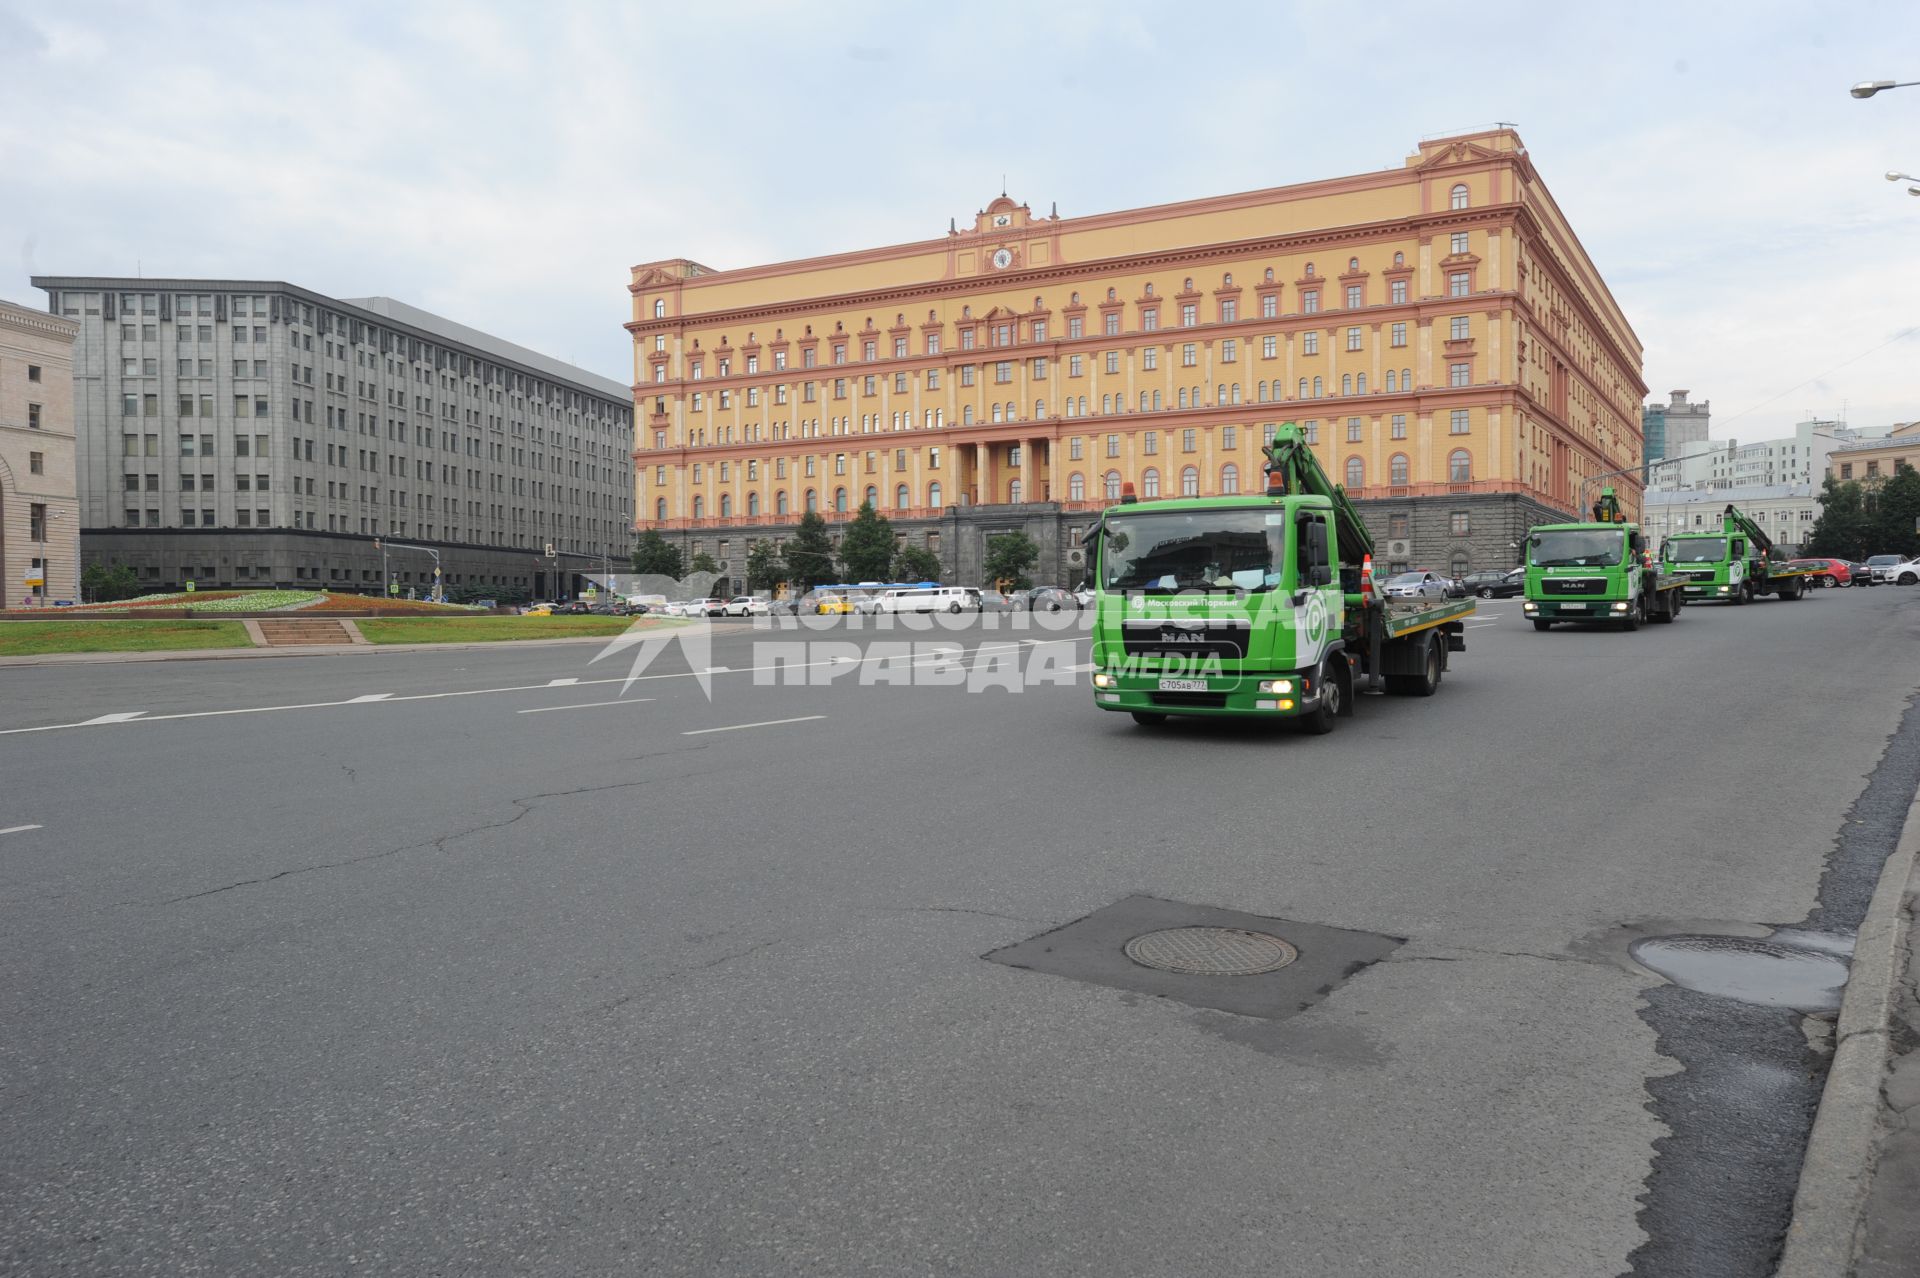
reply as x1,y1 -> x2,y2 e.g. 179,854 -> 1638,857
1125,926 -> 1298,976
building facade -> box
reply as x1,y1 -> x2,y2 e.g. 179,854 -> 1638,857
1642,388 -> 1709,468
30,279 -> 633,600
1825,421 -> 1920,485
627,129 -> 1646,588
1642,484 -> 1820,557
1649,418 -> 1897,493
0,299 -> 80,606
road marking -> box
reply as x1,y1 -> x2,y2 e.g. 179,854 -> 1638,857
517,698 -> 657,715
0,824 -> 44,836
347,693 -> 393,703
703,665 -> 731,673
1064,662 -> 1097,673
682,715 -> 827,736
80,712 -> 146,725
546,677 -> 579,686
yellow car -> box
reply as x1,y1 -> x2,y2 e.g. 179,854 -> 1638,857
520,603 -> 554,616
814,594 -> 852,615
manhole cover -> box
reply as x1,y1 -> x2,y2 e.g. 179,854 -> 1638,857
1124,927 -> 1298,975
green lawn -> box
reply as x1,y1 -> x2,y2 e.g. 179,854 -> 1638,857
355,615 -> 642,645
0,619 -> 253,656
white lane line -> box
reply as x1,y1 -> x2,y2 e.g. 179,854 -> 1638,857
682,715 -> 826,736
80,712 -> 146,725
347,693 -> 393,703
0,824 -> 44,836
517,698 -> 657,715
1064,662 -> 1097,673
546,677 -> 579,687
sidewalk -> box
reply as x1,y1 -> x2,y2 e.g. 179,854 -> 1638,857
1852,890 -> 1919,1276
0,632 -> 638,667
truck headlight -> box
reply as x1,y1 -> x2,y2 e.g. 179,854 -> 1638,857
1092,671 -> 1115,689
1612,602 -> 1629,613
1523,601 -> 1537,613
1257,679 -> 1294,694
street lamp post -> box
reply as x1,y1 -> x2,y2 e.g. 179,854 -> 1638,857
1851,80 -> 1920,98
1885,171 -> 1920,196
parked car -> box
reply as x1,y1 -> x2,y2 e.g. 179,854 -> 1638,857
1886,558 -> 1920,586
874,586 -> 977,614
812,592 -> 853,615
1461,568 -> 1525,599
725,596 -> 771,617
975,589 -> 1018,613
1864,554 -> 1905,584
555,600 -> 593,615
520,601 -> 555,616
1381,570 -> 1448,600
1441,577 -> 1469,600
1026,587 -> 1080,612
1787,558 -> 1852,588
1073,585 -> 1096,608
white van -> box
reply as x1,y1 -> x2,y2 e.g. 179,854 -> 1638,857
874,586 -> 978,614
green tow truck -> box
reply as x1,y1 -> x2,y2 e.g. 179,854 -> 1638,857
1659,503 -> 1818,604
1522,488 -> 1687,631
1088,421 -> 1473,733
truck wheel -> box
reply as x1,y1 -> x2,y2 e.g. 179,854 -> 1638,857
1389,636 -> 1443,696
1532,618 -> 1553,631
1301,664 -> 1340,735
1130,711 -> 1167,726
1733,583 -> 1750,605
1621,600 -> 1642,631
1653,593 -> 1674,623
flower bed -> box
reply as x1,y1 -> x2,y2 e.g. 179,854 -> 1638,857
303,594 -> 482,614
187,590 -> 325,613
67,591 -> 248,611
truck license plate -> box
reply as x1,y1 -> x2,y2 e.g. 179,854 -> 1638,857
1561,602 -> 1587,610
1158,678 -> 1208,692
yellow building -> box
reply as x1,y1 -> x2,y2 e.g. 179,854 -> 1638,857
628,129 -> 1645,586
1826,421 -> 1920,484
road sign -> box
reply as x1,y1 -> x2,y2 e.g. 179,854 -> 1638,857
433,566 -> 441,577
388,582 -> 399,596
185,580 -> 195,593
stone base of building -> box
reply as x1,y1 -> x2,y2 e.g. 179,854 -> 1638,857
664,491 -> 1577,595
79,528 -> 614,600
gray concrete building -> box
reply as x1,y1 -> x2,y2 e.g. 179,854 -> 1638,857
31,278 -> 633,600
0,299 -> 80,606
1642,388 -> 1710,467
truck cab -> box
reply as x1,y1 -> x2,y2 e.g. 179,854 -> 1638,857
1523,489 -> 1685,630
1660,505 -> 1813,603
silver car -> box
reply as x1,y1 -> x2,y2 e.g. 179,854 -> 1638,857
1381,570 -> 1448,600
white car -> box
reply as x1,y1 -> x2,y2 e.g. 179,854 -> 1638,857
1883,558 -> 1920,586
725,596 -> 771,616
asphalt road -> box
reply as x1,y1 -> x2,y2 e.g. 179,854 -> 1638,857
3,588 -> 1918,1276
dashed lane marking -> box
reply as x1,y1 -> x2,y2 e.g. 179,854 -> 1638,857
682,715 -> 827,736
517,698 -> 658,715
0,824 -> 44,836
80,712 -> 146,725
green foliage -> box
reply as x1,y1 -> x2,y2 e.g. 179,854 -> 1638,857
983,531 -> 1040,591
784,511 -> 838,590
82,561 -> 141,603
1874,463 -> 1920,559
745,540 -> 787,592
1805,465 -> 1920,561
689,551 -> 720,575
630,529 -> 684,578
838,502 -> 897,581
892,544 -> 943,583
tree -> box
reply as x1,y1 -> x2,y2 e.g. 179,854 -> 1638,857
785,510 -> 838,590
983,531 -> 1041,591
689,551 -> 720,575
745,540 -> 787,592
631,529 -> 684,579
838,501 -> 897,581
82,561 -> 140,603
893,544 -> 943,583
1871,463 -> 1920,559
1804,476 -> 1871,562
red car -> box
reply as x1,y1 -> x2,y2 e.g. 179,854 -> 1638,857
1788,558 -> 1851,587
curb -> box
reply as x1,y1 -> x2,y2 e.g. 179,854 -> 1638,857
1775,786 -> 1920,1276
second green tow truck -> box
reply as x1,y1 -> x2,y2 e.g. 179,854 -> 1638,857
1523,488 -> 1687,631
1659,503 -> 1819,604
1088,421 -> 1473,733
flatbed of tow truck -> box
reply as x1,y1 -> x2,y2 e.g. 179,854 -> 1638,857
1378,597 -> 1476,639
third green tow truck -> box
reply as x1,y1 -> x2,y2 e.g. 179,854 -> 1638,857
1659,503 -> 1819,604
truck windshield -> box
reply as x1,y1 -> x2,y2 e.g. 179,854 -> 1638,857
1101,510 -> 1281,593
1666,537 -> 1727,563
1530,529 -> 1624,568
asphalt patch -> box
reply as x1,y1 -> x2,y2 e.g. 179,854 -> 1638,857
984,894 -> 1402,1020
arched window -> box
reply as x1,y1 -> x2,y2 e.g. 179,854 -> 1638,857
895,483 -> 909,508
1390,453 -> 1409,485
1151,390 -> 1162,411
991,404 -> 1003,423
1221,463 -> 1239,495
1451,552 -> 1470,579
1342,374 -> 1352,396
1139,391 -> 1150,411
1401,368 -> 1411,389
1449,449 -> 1472,482
747,492 -> 760,516
963,405 -> 975,425
1216,383 -> 1226,404
834,487 -> 847,512
1181,466 -> 1199,497
1005,401 -> 1015,421
1345,456 -> 1365,488
1258,381 -> 1269,403
864,485 -> 878,508
1104,471 -> 1122,500
653,299 -> 666,318
719,493 -> 732,517
1394,251 -> 1405,266
806,488 -> 818,512
1349,257 -> 1359,271
1183,277 -> 1193,291
692,495 -> 705,518
1142,468 -> 1160,498
1356,373 -> 1366,395
655,497 -> 667,521
1065,399 -> 1076,418
1223,273 -> 1233,286
1297,378 -> 1308,399
1034,398 -> 1045,418
928,481 -> 942,507
1450,184 -> 1469,210
1231,383 -> 1242,405
1102,394 -> 1112,414
1069,472 -> 1085,501
1178,388 -> 1189,409
777,491 -> 790,515
1009,478 -> 1023,503
1312,376 -> 1323,398
1077,396 -> 1087,415
1305,262 -> 1315,277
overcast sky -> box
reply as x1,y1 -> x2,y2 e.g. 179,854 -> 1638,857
3,0 -> 1915,442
